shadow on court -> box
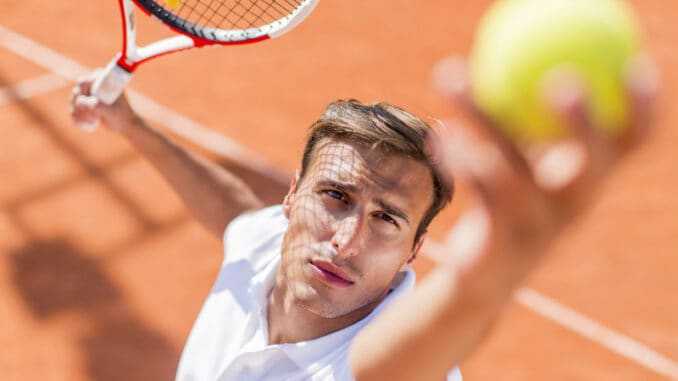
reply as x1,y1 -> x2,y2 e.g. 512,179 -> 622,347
1,70 -> 290,378
9,239 -> 178,380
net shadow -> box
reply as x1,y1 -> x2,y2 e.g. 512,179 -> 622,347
9,239 -> 178,381
1,70 -> 291,379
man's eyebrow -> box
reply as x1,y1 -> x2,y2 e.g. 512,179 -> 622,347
317,179 -> 359,193
375,198 -> 410,225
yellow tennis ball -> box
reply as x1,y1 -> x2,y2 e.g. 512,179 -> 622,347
165,0 -> 185,10
469,0 -> 643,140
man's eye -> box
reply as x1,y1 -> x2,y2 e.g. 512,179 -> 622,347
375,212 -> 397,226
324,190 -> 347,203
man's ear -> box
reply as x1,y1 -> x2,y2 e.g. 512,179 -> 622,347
283,170 -> 301,219
399,231 -> 427,272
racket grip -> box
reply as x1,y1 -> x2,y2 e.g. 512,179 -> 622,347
76,56 -> 132,132
91,57 -> 132,105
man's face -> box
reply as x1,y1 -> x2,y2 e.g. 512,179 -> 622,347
280,139 -> 433,321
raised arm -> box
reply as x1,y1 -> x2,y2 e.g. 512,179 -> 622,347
70,76 -> 263,239
349,55 -> 658,381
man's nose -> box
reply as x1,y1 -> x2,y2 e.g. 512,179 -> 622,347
331,214 -> 364,258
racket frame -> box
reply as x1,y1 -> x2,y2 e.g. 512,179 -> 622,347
89,0 -> 319,106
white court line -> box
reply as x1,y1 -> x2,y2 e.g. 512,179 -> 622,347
423,239 -> 678,379
128,91 -> 291,185
0,24 -> 289,185
2,23 -> 677,379
516,288 -> 678,380
0,25 -> 89,80
0,73 -> 68,105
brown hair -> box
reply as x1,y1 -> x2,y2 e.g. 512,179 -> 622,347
299,99 -> 453,245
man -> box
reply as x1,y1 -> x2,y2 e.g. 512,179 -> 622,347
70,54 -> 656,380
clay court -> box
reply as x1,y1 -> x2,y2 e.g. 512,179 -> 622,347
1,0 -> 677,379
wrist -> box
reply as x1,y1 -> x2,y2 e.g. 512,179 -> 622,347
111,112 -> 146,136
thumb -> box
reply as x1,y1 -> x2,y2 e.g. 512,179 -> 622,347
76,69 -> 103,96
71,93 -> 100,128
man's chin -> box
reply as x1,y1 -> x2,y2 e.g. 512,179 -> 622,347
294,297 -> 348,320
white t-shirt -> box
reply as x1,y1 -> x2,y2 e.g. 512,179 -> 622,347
176,205 -> 462,381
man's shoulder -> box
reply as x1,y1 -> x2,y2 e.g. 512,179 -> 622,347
222,204 -> 287,265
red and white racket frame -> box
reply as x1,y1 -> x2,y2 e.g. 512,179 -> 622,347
83,0 -> 319,129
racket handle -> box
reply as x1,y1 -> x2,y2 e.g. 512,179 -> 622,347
91,57 -> 132,105
76,56 -> 132,132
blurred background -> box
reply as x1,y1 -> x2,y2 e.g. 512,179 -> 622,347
1,0 -> 676,379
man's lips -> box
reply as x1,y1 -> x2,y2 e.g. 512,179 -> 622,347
310,259 -> 355,287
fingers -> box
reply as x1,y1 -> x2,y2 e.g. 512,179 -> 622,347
430,56 -> 550,224
622,53 -> 660,148
430,56 -> 632,232
431,56 -> 468,103
538,67 -> 612,196
430,118 -> 561,261
70,70 -> 103,131
75,69 -> 101,96
431,52 -> 659,265
431,56 -> 536,185
536,54 -> 660,199
70,70 -> 100,112
428,119 -> 536,222
442,204 -> 492,271
70,92 -> 100,131
426,122 -> 462,192
70,85 -> 98,117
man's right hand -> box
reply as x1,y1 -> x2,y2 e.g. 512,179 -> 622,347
69,71 -> 139,134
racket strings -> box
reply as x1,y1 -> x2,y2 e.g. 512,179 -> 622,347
161,0 -> 305,30
231,0 -> 297,28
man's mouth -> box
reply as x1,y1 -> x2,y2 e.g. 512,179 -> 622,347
310,259 -> 355,288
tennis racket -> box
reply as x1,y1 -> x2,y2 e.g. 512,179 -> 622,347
78,0 -> 320,131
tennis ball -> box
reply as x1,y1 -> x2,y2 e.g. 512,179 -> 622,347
469,0 -> 643,140
165,0 -> 185,10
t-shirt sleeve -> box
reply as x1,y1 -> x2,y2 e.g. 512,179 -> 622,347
221,204 -> 287,265
447,367 -> 463,381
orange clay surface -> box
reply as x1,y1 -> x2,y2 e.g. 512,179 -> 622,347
1,0 -> 677,379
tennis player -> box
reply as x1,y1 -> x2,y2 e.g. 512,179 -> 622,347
69,55 -> 656,380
